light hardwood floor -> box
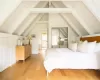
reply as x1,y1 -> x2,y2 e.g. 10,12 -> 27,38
0,54 -> 100,80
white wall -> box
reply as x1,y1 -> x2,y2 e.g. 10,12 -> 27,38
0,33 -> 19,72
68,27 -> 78,42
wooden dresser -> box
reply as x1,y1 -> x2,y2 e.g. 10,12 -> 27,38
16,45 -> 31,61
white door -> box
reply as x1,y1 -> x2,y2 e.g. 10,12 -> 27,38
32,38 -> 39,54
41,33 -> 47,49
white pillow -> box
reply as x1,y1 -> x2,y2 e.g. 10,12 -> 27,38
77,41 -> 96,53
77,40 -> 88,53
87,41 -> 96,53
94,43 -> 100,52
68,42 -> 77,52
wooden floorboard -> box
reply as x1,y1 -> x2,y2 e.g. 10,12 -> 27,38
0,54 -> 100,80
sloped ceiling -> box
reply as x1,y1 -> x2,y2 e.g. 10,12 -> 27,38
0,1 -> 40,33
63,1 -> 100,34
65,13 -> 89,35
0,0 -> 22,27
83,0 -> 100,22
13,1 -> 48,36
0,0 -> 100,37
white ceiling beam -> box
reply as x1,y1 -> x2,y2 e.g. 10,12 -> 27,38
72,10 -> 94,35
11,14 -> 29,34
61,1 -> 93,35
60,28 -> 68,37
23,0 -> 81,1
60,14 -> 81,36
12,1 -> 48,35
0,0 -> 23,27
52,2 -> 81,36
59,29 -> 68,37
20,14 -> 41,36
14,14 -> 39,35
22,14 -> 44,36
35,1 -> 49,8
81,0 -> 100,22
0,1 -> 40,34
22,2 -> 49,36
30,8 -> 72,13
11,1 -> 47,34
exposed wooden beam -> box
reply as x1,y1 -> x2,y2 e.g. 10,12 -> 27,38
15,14 -> 39,35
61,28 -> 68,36
30,8 -> 72,13
11,14 -> 29,34
72,10 -> 93,35
82,0 -> 100,22
60,29 -> 68,37
22,2 -> 49,36
60,14 -> 81,36
23,0 -> 81,1
55,1 -> 93,35
0,0 -> 22,28
35,1 -> 49,8
52,2 -> 81,36
62,2 -> 93,35
62,28 -> 68,35
6,2 -> 40,34
22,14 -> 44,36
12,1 -> 49,35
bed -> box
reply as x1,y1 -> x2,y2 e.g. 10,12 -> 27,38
44,36 -> 100,76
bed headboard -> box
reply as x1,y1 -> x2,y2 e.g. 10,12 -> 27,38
80,36 -> 100,42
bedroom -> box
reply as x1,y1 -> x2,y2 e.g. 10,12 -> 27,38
0,0 -> 100,80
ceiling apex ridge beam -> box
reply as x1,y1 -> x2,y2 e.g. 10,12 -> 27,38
23,0 -> 81,1
35,1 -> 48,8
30,8 -> 72,13
72,10 -> 94,35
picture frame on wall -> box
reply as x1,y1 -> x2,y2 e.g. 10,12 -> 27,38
32,34 -> 36,38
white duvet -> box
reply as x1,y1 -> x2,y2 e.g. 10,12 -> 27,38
44,48 -> 100,73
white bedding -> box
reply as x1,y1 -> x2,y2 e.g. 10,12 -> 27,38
44,48 -> 100,73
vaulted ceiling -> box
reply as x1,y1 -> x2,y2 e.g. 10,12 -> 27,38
0,0 -> 100,37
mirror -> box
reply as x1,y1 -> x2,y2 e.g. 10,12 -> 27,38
51,27 -> 68,48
